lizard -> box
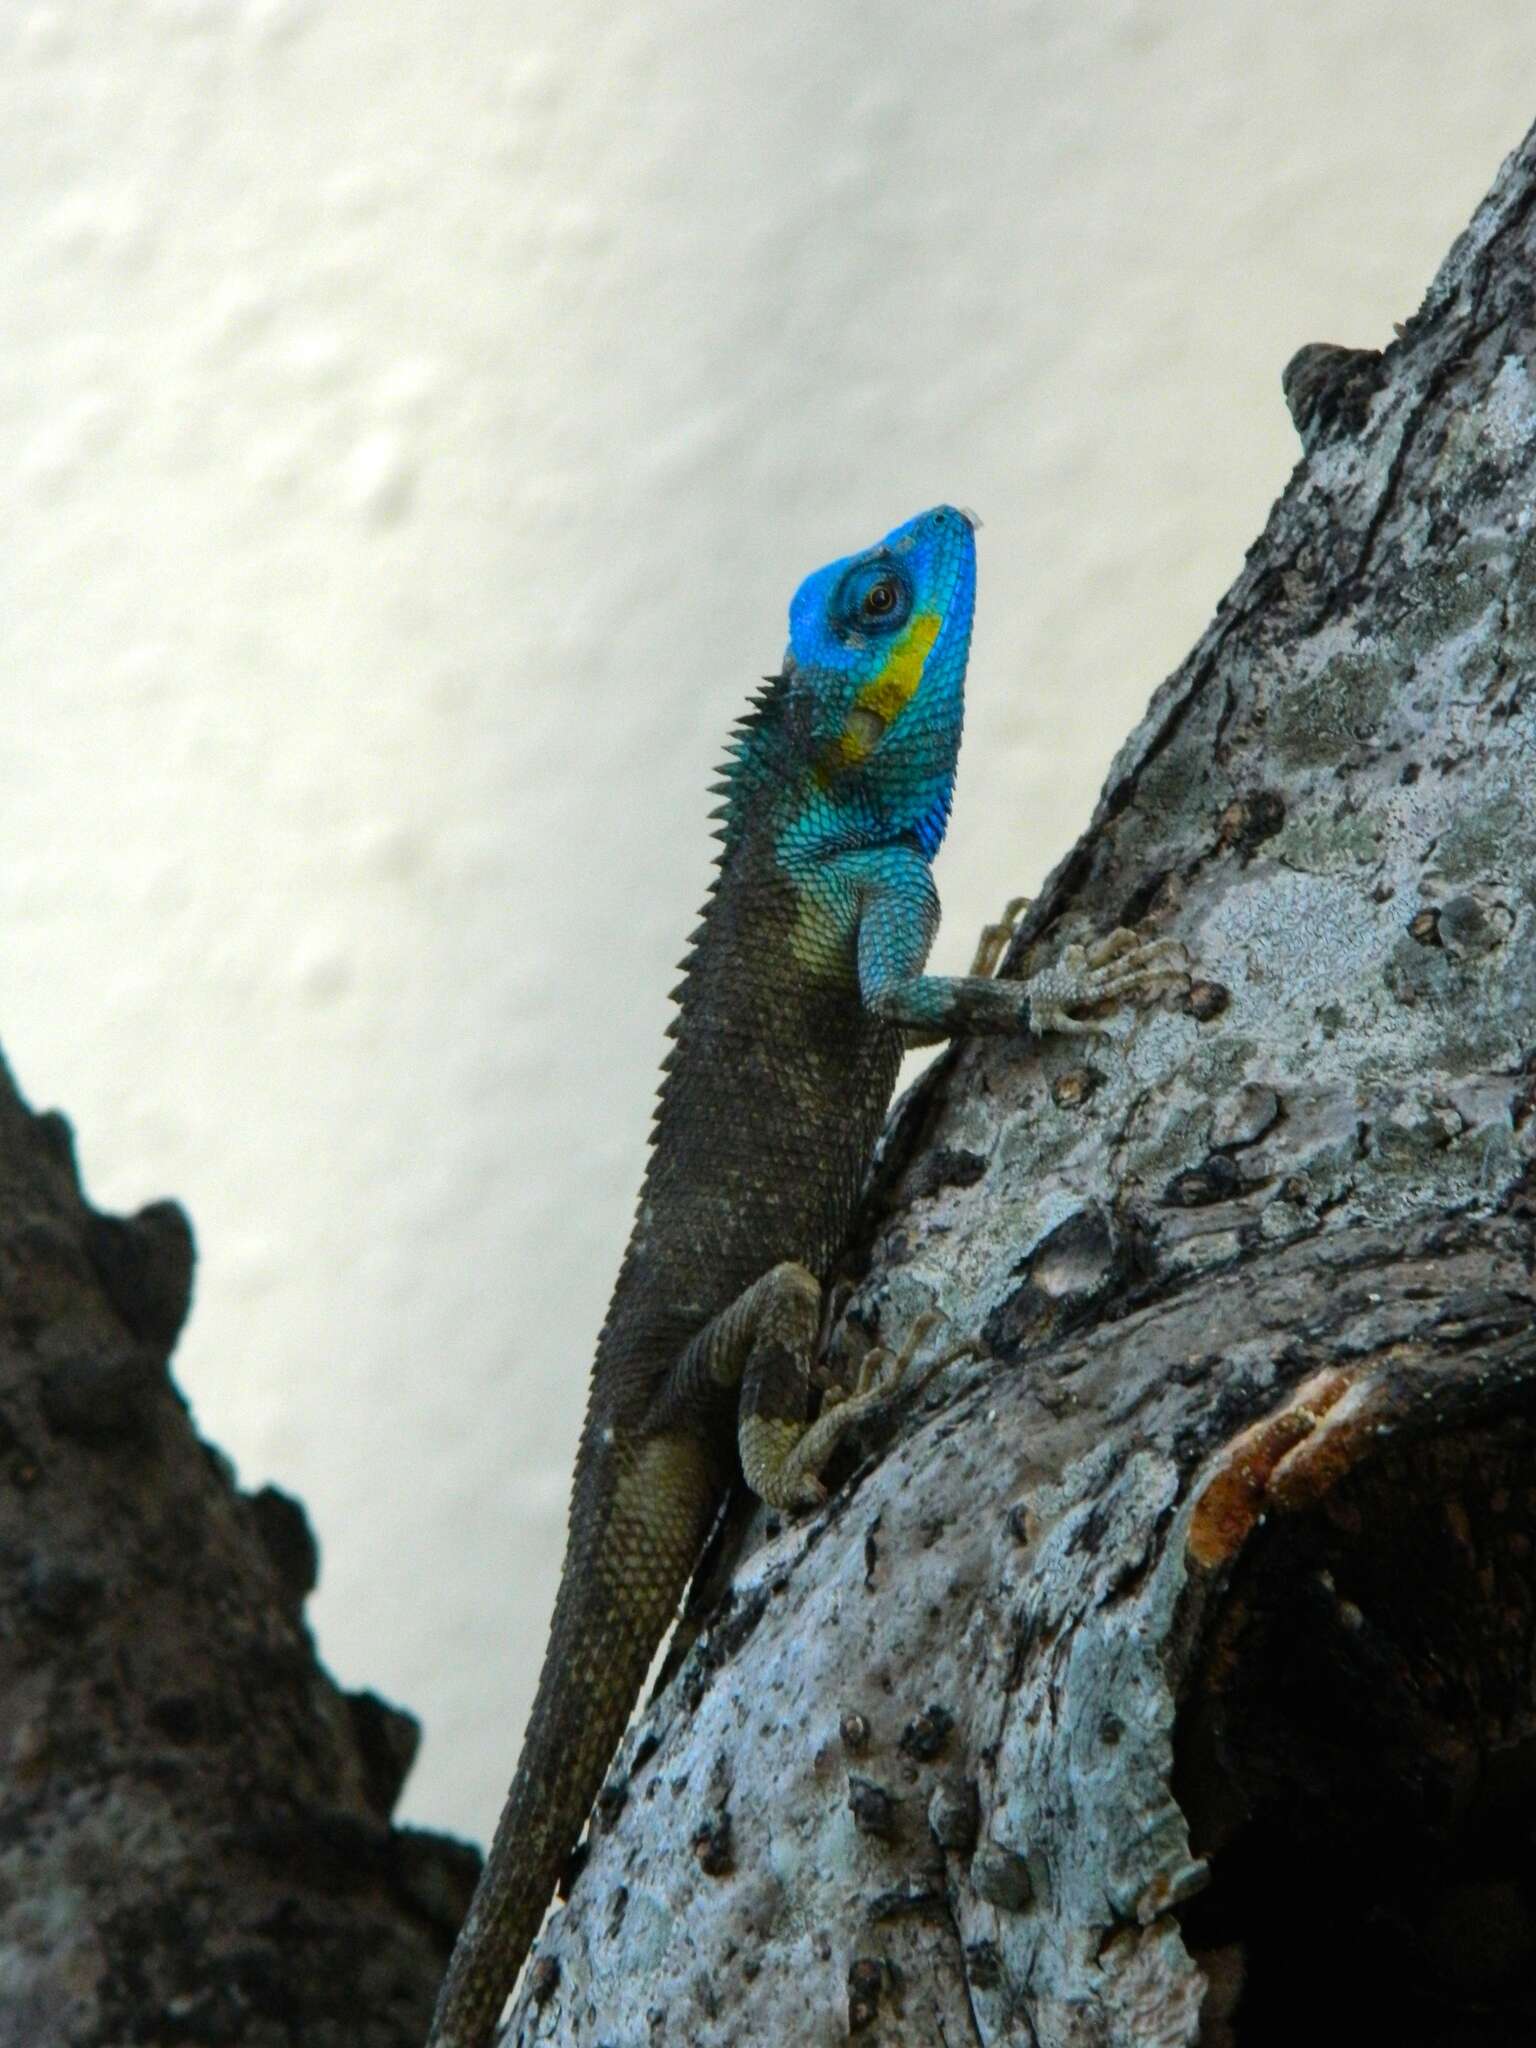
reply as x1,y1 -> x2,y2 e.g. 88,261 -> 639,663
426,504 -> 1187,2047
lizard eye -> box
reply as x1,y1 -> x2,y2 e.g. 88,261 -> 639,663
835,562 -> 912,637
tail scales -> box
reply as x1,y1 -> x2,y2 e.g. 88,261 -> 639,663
426,1431 -> 714,2047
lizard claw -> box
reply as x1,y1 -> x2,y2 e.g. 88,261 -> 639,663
969,895 -> 1033,980
769,1315 -> 978,1514
825,1311 -> 974,1417
1023,930 -> 1190,1039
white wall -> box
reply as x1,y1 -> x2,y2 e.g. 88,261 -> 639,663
3,0 -> 1532,1843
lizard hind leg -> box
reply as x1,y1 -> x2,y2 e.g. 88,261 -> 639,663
675,1273 -> 964,1514
673,1261 -> 854,1511
718,1267 -> 958,1509
680,1260 -> 827,1511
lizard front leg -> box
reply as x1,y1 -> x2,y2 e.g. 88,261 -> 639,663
849,846 -> 1189,1043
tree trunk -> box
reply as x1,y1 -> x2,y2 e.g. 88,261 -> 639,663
503,124 -> 1536,2045
6,118 -> 1536,2048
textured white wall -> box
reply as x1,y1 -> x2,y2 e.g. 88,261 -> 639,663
3,0 -> 1533,1842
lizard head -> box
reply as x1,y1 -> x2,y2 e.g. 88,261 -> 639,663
779,504 -> 977,858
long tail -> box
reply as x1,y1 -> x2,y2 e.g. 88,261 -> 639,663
426,1437 -> 711,2048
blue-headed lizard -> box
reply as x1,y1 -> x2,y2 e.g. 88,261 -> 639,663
427,507 -> 1186,2045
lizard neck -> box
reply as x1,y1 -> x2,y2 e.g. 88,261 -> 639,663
715,669 -> 961,869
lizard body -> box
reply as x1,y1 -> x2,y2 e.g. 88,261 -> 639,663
427,507 -> 1183,2046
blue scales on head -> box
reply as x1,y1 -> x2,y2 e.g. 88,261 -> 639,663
778,504 -> 976,862
709,506 -> 977,870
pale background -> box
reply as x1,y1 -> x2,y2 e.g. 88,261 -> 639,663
2,0 -> 1532,1843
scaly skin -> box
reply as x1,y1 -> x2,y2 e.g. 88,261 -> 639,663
426,507 -> 1186,2046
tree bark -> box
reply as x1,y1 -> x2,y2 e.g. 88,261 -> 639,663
6,119 -> 1536,2048
502,124 -> 1536,2045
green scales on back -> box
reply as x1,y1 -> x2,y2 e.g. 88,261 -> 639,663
427,507 -> 1187,2047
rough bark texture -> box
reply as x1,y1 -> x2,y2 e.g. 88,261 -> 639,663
503,125 -> 1536,2045
0,1078 -> 478,2045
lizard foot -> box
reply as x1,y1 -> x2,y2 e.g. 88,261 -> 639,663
1023,928 -> 1190,1038
822,1308 -> 945,1413
969,895 -> 1032,980
771,1313 -> 974,1509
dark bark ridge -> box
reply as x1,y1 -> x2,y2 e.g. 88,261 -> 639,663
507,124 -> 1536,2045
0,1074 -> 477,2047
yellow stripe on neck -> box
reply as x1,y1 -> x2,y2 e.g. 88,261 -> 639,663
826,610 -> 941,772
